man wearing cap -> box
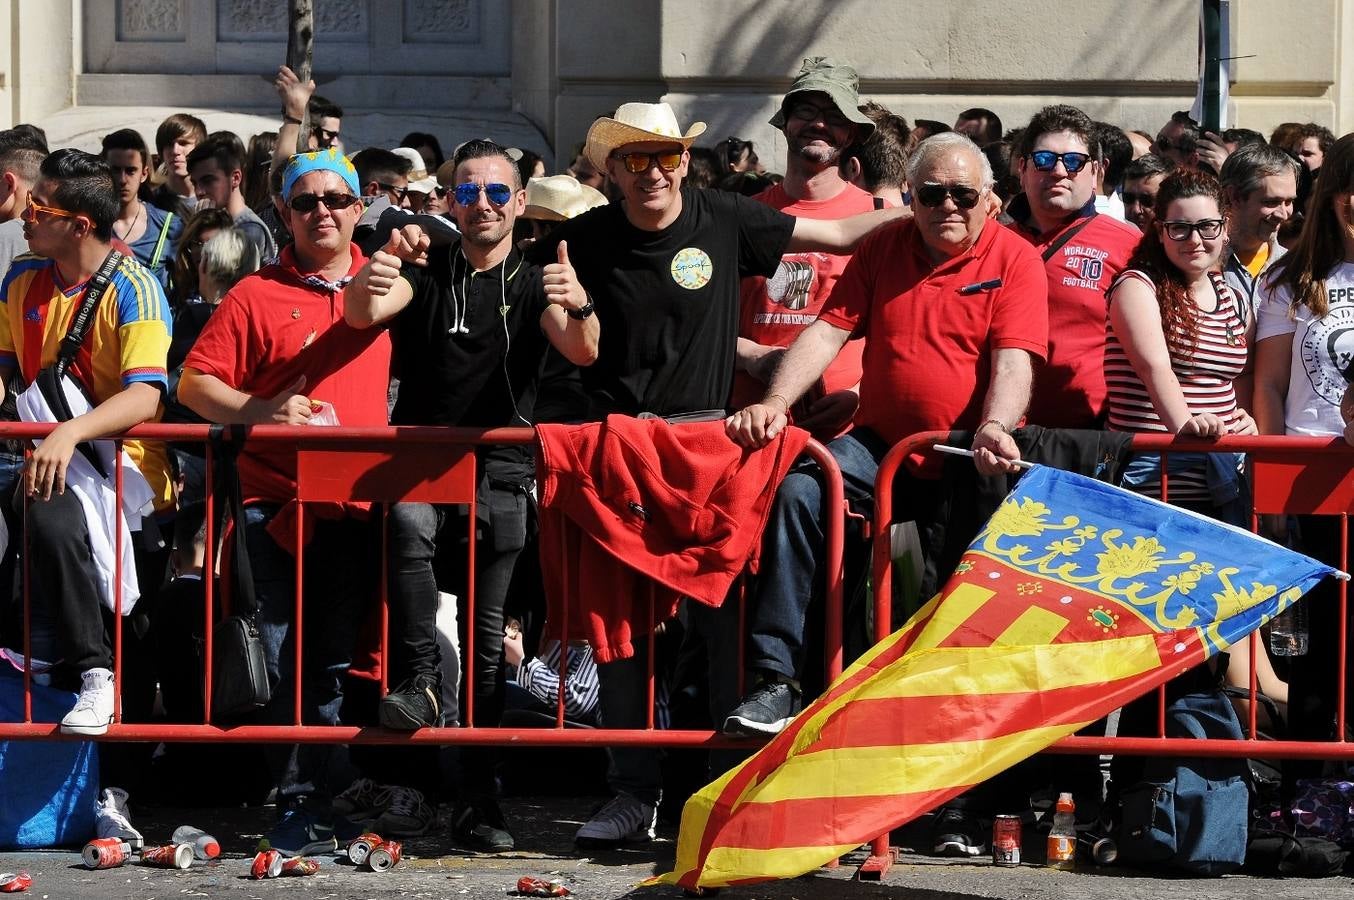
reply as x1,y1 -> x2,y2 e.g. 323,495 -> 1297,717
735,57 -> 878,442
180,148 -> 392,858
392,146 -> 441,214
526,98 -> 905,850
343,139 -> 598,853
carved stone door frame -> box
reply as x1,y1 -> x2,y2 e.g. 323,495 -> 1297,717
85,0 -> 510,76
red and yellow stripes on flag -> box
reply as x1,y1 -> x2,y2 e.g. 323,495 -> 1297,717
649,556 -> 1211,890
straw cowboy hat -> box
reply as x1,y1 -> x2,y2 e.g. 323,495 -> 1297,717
583,102 -> 707,170
522,174 -> 609,221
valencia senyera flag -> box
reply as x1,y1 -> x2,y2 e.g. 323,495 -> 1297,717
649,465 -> 1337,890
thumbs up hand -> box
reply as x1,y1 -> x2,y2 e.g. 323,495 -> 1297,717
542,240 -> 588,314
360,229 -> 406,298
385,222 -> 430,267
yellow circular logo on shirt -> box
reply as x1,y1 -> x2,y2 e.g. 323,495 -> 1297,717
670,247 -> 713,290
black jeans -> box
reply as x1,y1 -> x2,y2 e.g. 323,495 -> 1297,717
387,481 -> 531,796
24,488 -> 113,672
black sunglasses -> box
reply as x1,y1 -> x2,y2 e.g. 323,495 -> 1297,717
377,182 -> 408,202
1027,150 -> 1092,174
914,183 -> 983,210
287,192 -> 361,213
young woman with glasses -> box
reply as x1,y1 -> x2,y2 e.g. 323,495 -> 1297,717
1104,168 -> 1255,523
1104,168 -> 1283,778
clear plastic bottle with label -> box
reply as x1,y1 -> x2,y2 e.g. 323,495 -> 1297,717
1269,602 -> 1309,656
1046,792 -> 1076,870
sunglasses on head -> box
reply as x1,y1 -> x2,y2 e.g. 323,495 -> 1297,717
1027,150 -> 1092,174
453,182 -> 515,206
1161,218 -> 1224,241
614,151 -> 683,174
914,183 -> 983,210
287,192 -> 361,213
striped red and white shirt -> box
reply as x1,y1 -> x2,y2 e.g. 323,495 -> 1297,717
1105,269 -> 1247,501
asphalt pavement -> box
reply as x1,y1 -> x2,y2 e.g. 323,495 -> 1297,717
1,796 -> 1352,900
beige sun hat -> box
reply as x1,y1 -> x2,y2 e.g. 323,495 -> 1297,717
583,102 -> 707,170
392,146 -> 429,181
522,174 -> 608,221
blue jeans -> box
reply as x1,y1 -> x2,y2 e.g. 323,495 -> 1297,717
746,429 -> 885,680
243,504 -> 376,807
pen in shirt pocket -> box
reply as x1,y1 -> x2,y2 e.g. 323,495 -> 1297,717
959,277 -> 1003,295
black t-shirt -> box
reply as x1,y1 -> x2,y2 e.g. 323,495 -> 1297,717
392,242 -> 549,476
527,187 -> 794,419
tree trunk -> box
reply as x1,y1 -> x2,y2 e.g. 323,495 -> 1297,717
287,0 -> 315,155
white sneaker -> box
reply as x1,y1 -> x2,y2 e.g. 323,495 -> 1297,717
60,667 -> 114,736
574,793 -> 658,849
94,787 -> 144,850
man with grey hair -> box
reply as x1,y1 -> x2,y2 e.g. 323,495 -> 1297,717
1219,142 -> 1299,323
723,131 -> 1048,737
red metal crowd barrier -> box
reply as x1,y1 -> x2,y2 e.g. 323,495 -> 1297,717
0,423 -> 846,749
860,430 -> 1354,876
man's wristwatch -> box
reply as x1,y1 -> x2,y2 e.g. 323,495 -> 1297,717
566,300 -> 595,321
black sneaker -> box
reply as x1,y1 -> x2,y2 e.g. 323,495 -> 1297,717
930,807 -> 985,857
722,680 -> 801,736
380,672 -> 442,730
450,798 -> 515,853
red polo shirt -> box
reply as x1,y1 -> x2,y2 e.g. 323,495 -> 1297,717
1005,201 -> 1140,427
184,244 -> 392,505
818,217 -> 1047,471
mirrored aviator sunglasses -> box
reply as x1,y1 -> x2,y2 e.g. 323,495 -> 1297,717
617,151 -> 683,174
453,183 -> 514,206
914,183 -> 982,210
288,192 -> 361,213
1028,150 -> 1092,174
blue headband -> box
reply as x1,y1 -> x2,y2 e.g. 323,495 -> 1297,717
281,149 -> 361,201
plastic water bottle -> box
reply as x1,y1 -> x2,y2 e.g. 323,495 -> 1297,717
170,825 -> 220,860
1269,602 -> 1309,656
1046,792 -> 1076,870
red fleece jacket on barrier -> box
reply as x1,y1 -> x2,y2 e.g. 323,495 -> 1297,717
536,415 -> 810,664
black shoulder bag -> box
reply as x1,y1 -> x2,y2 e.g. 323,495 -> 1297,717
209,424 -> 271,718
33,250 -> 124,479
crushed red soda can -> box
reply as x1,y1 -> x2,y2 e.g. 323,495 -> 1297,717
82,838 -> 131,869
365,840 -> 402,872
346,833 -> 383,866
140,843 -> 194,870
0,872 -> 31,893
279,856 -> 320,876
516,876 -> 570,897
250,849 -> 283,879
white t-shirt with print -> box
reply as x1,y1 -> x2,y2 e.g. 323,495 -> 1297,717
1255,260 -> 1354,437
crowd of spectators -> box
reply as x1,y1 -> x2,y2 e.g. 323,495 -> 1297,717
0,52 -> 1350,862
